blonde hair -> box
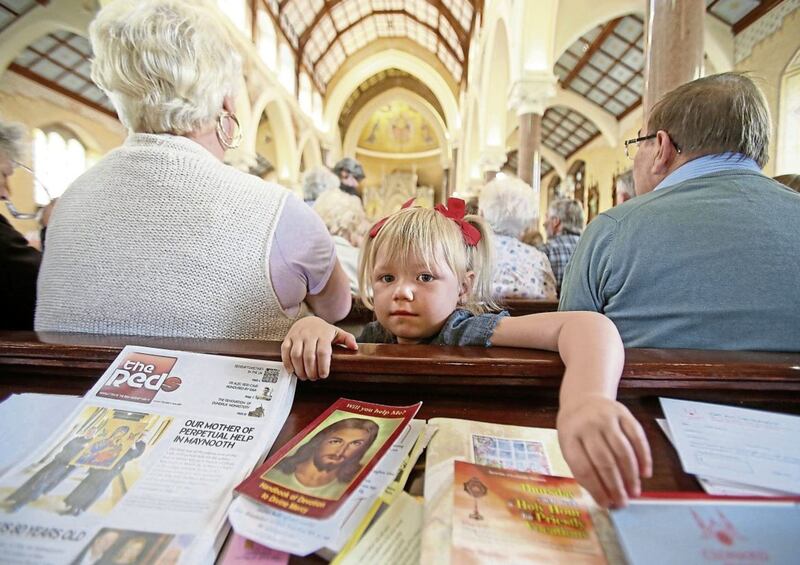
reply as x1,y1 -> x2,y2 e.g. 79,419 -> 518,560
313,188 -> 367,245
358,206 -> 500,315
89,0 -> 242,134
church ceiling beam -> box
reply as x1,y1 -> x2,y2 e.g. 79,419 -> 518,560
560,16 -> 622,90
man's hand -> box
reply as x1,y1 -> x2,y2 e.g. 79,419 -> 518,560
281,316 -> 357,381
556,396 -> 652,508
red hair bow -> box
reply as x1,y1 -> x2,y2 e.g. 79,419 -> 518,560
434,197 -> 481,246
368,197 -> 481,246
368,197 -> 416,238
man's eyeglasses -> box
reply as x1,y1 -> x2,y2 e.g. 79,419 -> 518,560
624,132 -> 681,160
2,160 -> 54,220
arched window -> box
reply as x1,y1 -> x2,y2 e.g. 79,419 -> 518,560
279,43 -> 296,95
299,73 -> 312,115
777,49 -> 800,175
32,126 -> 87,204
257,9 -> 277,71
217,0 -> 249,38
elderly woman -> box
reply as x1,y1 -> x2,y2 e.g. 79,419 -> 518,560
479,176 -> 557,300
303,166 -> 340,205
36,0 -> 351,338
0,120 -> 41,330
312,188 -> 368,293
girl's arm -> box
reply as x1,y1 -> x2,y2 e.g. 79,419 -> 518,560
491,311 -> 652,508
281,316 -> 358,380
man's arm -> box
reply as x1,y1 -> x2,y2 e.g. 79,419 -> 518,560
305,260 -> 352,322
558,215 -> 617,313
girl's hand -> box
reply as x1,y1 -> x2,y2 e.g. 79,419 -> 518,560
556,396 -> 652,508
281,316 -> 358,381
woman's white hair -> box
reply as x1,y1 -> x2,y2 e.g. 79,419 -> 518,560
0,120 -> 26,162
313,188 -> 367,245
478,175 -> 537,237
303,166 -> 340,201
89,0 -> 241,134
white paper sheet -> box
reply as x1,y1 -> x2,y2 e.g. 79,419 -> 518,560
655,418 -> 794,497
0,393 -> 82,476
660,398 -> 800,494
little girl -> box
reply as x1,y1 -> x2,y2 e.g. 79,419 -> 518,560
282,198 -> 652,509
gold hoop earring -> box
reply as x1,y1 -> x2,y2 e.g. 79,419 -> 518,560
216,111 -> 242,150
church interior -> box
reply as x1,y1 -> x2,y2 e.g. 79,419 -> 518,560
2,0 -> 798,240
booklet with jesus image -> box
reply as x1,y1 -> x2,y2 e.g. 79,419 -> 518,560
451,460 -> 608,564
236,398 -> 421,520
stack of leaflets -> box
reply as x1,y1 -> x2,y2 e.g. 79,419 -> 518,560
228,398 -> 428,557
420,418 -> 624,565
0,346 -> 295,565
657,398 -> 800,496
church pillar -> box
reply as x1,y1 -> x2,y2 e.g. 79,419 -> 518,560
448,146 -> 459,198
643,0 -> 704,121
479,147 -> 507,185
509,74 -> 556,216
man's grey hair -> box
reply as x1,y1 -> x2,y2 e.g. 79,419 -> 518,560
478,175 -> 537,237
0,120 -> 26,162
616,170 -> 634,199
548,198 -> 585,235
647,72 -> 770,167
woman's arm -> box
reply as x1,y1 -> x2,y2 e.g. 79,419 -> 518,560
491,311 -> 652,508
305,260 -> 352,322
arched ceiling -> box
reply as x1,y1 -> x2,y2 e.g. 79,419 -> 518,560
264,0 -> 479,91
338,68 -> 445,134
8,29 -> 116,118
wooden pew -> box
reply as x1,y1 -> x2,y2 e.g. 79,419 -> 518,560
336,296 -> 561,334
1,331 -> 799,504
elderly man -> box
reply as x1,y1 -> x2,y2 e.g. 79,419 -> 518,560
615,170 -> 635,205
333,157 -> 365,198
538,198 -> 584,292
0,120 -> 41,330
560,73 -> 800,351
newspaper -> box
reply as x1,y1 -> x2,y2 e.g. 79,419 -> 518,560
0,346 -> 295,565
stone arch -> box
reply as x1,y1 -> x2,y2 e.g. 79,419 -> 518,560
324,49 -> 459,138
479,16 -> 511,149
297,131 -> 323,175
249,89 -> 298,182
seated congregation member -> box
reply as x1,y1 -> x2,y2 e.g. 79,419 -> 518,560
774,174 -> 800,192
312,188 -> 368,294
36,0 -> 351,338
615,169 -> 635,205
303,166 -> 339,206
282,198 -> 652,509
0,120 -> 40,330
332,157 -> 365,198
478,176 -> 557,300
560,72 -> 800,351
538,199 -> 585,293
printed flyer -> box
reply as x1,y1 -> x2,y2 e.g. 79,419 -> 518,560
236,398 -> 421,519
451,460 -> 607,564
0,346 -> 295,565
